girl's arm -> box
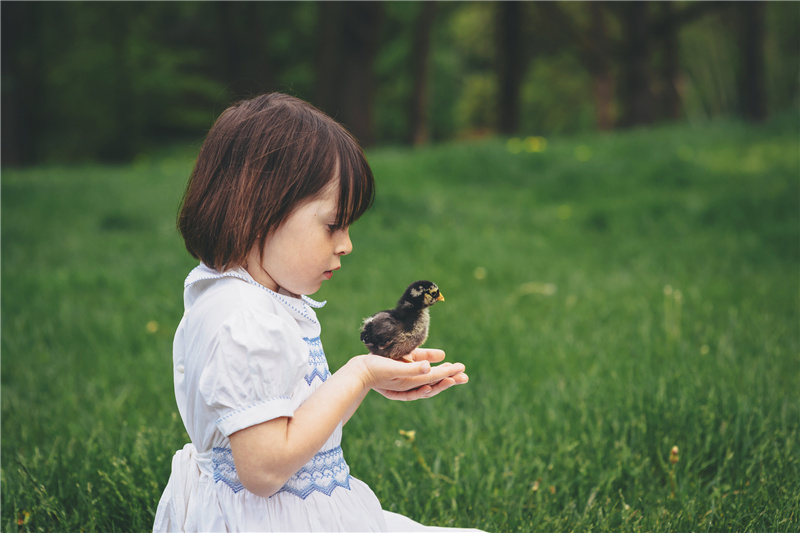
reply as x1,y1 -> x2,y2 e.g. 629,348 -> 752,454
228,350 -> 467,498
340,386 -> 370,427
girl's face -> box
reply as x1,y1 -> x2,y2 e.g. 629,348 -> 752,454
245,181 -> 353,297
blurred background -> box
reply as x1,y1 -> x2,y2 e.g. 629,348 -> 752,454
2,1 -> 798,166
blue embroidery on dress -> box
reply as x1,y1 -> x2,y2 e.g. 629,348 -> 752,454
212,447 -> 245,493
277,446 -> 351,499
304,336 -> 331,385
211,446 -> 352,499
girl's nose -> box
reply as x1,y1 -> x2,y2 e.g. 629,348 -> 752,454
336,228 -> 353,256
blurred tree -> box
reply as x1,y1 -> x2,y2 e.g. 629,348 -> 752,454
341,2 -> 384,146
764,2 -> 800,115
588,3 -> 615,130
535,2 -> 615,131
432,2 -> 505,138
2,2 -> 45,165
314,2 -> 383,146
650,1 -> 734,122
409,1 -> 437,145
1,2 -> 225,164
215,2 -> 273,98
426,1 -> 472,141
371,3 -> 417,143
102,3 -> 136,161
617,2 -> 655,128
736,1 -> 767,123
590,2 -> 736,128
495,1 -> 525,135
655,2 -> 682,122
1,1 -> 796,165
314,2 -> 344,116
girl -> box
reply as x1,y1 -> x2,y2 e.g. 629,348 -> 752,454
154,93 -> 482,532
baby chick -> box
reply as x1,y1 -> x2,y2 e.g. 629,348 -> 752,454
360,281 -> 445,361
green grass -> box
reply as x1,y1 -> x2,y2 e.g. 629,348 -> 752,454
3,116 -> 799,532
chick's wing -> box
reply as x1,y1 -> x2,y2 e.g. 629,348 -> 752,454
360,311 -> 400,354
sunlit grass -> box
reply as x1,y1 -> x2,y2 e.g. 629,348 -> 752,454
2,117 -> 798,531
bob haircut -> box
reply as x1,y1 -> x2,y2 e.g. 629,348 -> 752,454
178,93 -> 375,272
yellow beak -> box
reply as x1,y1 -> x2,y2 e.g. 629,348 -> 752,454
437,293 -> 445,302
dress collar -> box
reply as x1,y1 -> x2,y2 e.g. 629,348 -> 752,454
184,263 -> 326,322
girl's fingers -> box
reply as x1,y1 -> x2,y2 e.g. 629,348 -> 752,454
375,386 -> 431,401
430,362 -> 465,379
374,371 -> 468,400
364,354 -> 466,393
427,377 -> 456,396
408,363 -> 465,387
453,372 -> 469,384
409,348 -> 446,363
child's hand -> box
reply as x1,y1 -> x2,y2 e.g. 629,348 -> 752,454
357,348 -> 468,401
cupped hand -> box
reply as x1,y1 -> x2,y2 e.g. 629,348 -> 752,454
358,348 -> 469,401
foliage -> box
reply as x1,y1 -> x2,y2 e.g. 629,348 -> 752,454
680,2 -> 800,121
520,51 -> 596,135
2,117 -> 798,531
3,2 -> 798,163
17,3 -> 226,162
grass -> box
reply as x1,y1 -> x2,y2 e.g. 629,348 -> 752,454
2,115 -> 798,531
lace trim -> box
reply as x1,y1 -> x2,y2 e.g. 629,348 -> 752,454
211,446 -> 351,499
304,336 -> 331,385
184,265 -> 326,323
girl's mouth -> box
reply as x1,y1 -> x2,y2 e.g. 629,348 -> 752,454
324,266 -> 340,280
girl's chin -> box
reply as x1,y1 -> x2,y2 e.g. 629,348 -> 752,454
277,277 -> 326,298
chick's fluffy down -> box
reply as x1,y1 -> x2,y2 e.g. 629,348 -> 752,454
361,309 -> 431,360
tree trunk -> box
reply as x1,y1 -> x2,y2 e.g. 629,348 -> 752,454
619,2 -> 655,128
409,2 -> 436,145
589,3 -> 614,131
339,2 -> 383,146
1,2 -> 44,165
105,4 -> 136,161
314,1 -> 344,115
216,2 -> 273,99
737,1 -> 767,122
496,1 -> 524,135
657,2 -> 682,121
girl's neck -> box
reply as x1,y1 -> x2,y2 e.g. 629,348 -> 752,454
243,256 -> 281,294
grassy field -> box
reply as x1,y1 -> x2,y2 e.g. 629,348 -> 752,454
2,116 -> 798,532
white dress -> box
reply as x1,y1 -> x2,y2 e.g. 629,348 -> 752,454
154,264 -> 484,532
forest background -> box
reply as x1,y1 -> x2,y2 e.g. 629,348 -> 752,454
2,1 -> 798,165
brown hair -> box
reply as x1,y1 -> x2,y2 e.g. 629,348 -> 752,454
178,93 -> 375,271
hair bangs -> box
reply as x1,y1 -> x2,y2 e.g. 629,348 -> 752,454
333,135 -> 375,229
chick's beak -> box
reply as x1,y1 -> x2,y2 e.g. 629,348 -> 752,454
437,293 -> 445,302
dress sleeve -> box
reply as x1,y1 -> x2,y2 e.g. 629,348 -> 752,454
198,306 -> 309,437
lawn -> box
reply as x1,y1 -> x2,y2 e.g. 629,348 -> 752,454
2,116 -> 798,532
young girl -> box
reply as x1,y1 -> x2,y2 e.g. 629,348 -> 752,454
154,93 -> 483,532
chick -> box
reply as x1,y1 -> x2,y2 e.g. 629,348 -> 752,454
360,281 -> 445,361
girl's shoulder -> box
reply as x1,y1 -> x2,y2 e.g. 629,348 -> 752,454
183,264 -> 322,335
